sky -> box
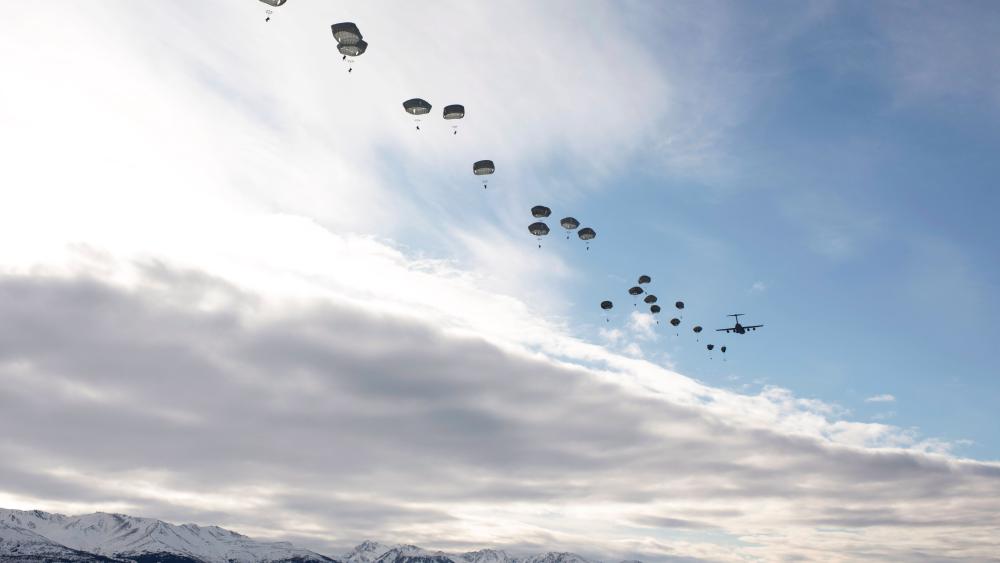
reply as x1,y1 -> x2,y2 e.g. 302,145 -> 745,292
1,1 -> 999,561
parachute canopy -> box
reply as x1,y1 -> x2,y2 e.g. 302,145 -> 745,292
528,222 -> 550,236
337,40 -> 367,57
650,304 -> 661,314
531,205 -> 552,218
261,0 -> 288,6
473,160 -> 495,175
693,325 -> 703,333
628,286 -> 643,296
403,98 -> 432,115
560,217 -> 580,230
443,104 -> 465,120
638,275 -> 651,284
601,300 -> 613,311
675,301 -> 685,310
331,22 -> 362,45
643,294 -> 657,304
720,346 -> 727,353
578,228 -> 596,241
707,344 -> 715,351
670,318 -> 681,326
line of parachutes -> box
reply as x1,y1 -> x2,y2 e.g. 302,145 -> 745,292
258,0 -> 744,361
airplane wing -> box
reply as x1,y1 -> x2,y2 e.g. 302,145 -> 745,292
716,327 -> 733,332
744,324 -> 763,330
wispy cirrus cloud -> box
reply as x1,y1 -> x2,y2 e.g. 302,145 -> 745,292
865,394 -> 896,403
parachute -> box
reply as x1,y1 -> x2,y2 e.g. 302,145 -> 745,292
650,304 -> 661,314
528,222 -> 550,248
403,98 -> 432,130
443,104 -> 465,135
560,217 -> 579,239
473,160 -> 495,189
670,318 -> 681,326
337,40 -> 368,58
601,300 -> 614,310
443,104 -> 465,119
675,301 -> 684,310
707,344 -> 715,351
528,222 -> 550,236
260,0 -> 287,21
643,294 -> 657,304
531,205 -> 552,218
578,227 -> 596,250
693,325 -> 703,341
720,346 -> 727,353
331,22 -> 361,44
331,23 -> 365,70
638,275 -> 651,285
628,285 -> 642,308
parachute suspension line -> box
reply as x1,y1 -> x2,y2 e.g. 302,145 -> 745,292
265,9 -> 273,22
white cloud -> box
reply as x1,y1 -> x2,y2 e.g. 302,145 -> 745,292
865,394 -> 896,403
1,264 -> 999,562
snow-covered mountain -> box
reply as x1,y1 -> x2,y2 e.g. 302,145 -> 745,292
341,541 -> 390,563
0,509 -> 629,563
348,542 -> 602,563
0,509 -> 334,563
457,549 -> 514,563
0,521 -> 121,562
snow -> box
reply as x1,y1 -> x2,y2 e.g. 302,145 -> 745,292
0,509 -> 333,562
1,509 -> 617,563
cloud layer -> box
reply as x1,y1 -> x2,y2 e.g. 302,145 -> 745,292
2,259 -> 999,562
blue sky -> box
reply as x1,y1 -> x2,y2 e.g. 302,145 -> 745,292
579,5 -> 1000,456
1,1 -> 999,560
386,0 -> 1000,456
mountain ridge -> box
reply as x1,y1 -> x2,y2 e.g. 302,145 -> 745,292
0,509 -> 636,563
